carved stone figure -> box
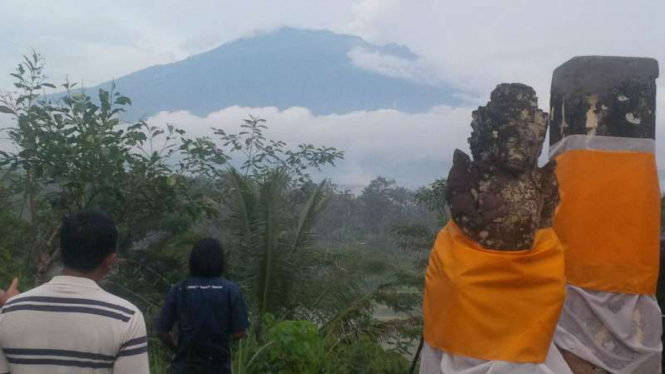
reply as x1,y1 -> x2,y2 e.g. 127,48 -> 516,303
446,83 -> 558,250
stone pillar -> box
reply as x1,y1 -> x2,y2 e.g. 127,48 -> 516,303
550,56 -> 658,143
550,56 -> 661,374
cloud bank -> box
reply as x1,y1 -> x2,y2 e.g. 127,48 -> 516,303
145,104 -> 473,189
144,97 -> 665,190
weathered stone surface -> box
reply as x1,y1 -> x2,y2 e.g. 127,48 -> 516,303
446,83 -> 558,250
550,56 -> 659,144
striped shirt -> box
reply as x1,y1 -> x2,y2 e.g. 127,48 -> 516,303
0,276 -> 149,374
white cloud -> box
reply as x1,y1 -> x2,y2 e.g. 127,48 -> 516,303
347,0 -> 403,42
146,104 -> 474,188
343,0 -> 665,98
347,46 -> 445,87
0,114 -> 15,155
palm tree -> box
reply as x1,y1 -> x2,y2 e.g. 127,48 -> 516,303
224,167 -> 403,346
224,168 -> 328,339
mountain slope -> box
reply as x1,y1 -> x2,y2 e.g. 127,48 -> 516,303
88,28 -> 461,118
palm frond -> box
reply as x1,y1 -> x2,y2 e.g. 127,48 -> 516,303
319,289 -> 375,340
225,168 -> 257,238
291,178 -> 328,252
254,169 -> 290,337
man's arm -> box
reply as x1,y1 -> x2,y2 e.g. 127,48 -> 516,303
154,287 -> 178,351
0,278 -> 20,307
113,311 -> 149,374
230,287 -> 250,340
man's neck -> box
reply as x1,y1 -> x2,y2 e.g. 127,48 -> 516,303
62,268 -> 104,283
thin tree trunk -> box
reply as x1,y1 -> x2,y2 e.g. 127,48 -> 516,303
35,226 -> 61,285
409,336 -> 424,374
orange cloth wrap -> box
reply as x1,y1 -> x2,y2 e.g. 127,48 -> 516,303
553,149 -> 660,295
423,222 -> 566,363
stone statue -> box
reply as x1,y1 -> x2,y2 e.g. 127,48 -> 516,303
446,83 -> 558,250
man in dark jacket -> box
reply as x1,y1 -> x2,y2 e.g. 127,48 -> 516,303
156,238 -> 250,374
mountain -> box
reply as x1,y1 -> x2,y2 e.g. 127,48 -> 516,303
86,28 -> 462,119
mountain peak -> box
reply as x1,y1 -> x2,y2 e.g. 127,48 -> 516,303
89,27 -> 459,119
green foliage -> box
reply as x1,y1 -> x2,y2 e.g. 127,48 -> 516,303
369,177 -> 451,362
214,115 -> 343,185
0,53 -> 225,283
147,338 -> 173,374
310,176 -> 449,363
0,173 -> 31,286
359,177 -> 411,235
415,178 -> 448,225
0,208 -> 30,285
232,318 -> 408,374
260,319 -> 329,374
317,177 -> 438,257
0,57 -> 222,222
335,337 -> 410,374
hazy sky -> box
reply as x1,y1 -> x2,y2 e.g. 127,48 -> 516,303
1,0 -> 664,188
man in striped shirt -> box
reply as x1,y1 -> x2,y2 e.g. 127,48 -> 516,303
0,210 -> 150,374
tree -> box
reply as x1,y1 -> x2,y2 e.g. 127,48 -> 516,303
414,178 -> 448,225
0,171 -> 30,286
315,186 -> 363,249
0,53 -> 224,284
214,115 -> 343,185
376,178 -> 450,368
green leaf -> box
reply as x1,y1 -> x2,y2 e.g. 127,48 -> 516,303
115,96 -> 131,106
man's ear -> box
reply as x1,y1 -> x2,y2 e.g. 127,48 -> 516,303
103,253 -> 119,272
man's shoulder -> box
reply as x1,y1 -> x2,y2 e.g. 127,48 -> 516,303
7,284 -> 141,313
0,284 -> 143,330
1,283 -> 50,306
97,289 -> 142,317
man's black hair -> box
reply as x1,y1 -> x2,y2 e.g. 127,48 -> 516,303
60,210 -> 118,272
189,238 -> 225,277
